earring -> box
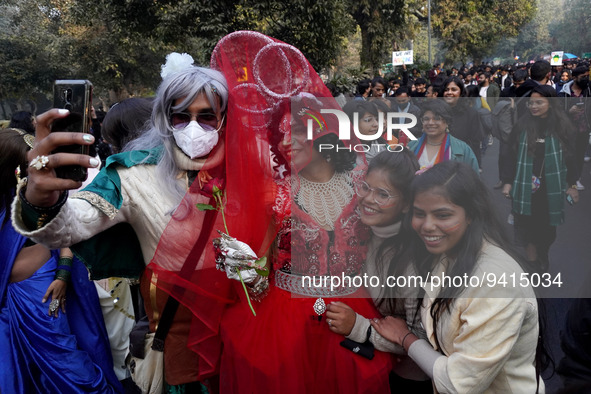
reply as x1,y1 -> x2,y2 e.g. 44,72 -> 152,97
325,156 -> 331,163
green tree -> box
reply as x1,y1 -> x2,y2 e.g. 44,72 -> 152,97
0,2 -> 69,98
348,0 -> 411,74
549,0 -> 591,56
494,0 -> 555,62
238,0 -> 354,72
427,0 -> 536,64
65,0 -> 192,100
0,0 -> 358,102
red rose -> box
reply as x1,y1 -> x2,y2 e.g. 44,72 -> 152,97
200,177 -> 225,198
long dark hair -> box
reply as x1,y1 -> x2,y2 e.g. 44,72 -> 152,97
465,85 -> 480,98
440,76 -> 467,98
408,161 -> 550,391
523,85 -> 574,155
313,133 -> 357,172
369,148 -> 419,312
408,161 -> 521,314
0,129 -> 29,225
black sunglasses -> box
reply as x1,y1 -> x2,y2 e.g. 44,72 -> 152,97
169,112 -> 220,131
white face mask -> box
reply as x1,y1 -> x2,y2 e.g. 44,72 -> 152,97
172,120 -> 220,159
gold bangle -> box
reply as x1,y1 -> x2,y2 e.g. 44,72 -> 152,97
570,184 -> 578,190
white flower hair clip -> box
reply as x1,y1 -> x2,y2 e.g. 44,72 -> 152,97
160,52 -> 195,80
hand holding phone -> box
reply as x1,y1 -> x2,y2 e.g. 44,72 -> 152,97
52,80 -> 93,181
21,80 -> 96,208
566,194 -> 575,205
24,109 -> 98,208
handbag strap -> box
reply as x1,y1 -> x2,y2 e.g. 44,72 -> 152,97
152,195 -> 219,351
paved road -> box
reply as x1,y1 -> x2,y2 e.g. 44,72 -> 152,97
479,138 -> 591,393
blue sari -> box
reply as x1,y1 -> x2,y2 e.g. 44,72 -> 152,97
0,209 -> 123,393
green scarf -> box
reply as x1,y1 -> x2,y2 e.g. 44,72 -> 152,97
511,131 -> 566,226
70,148 -> 162,279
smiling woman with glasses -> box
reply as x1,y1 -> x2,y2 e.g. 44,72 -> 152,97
326,149 -> 435,392
407,99 -> 479,174
354,180 -> 399,206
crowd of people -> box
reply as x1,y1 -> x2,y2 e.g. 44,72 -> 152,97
1,30 -> 590,393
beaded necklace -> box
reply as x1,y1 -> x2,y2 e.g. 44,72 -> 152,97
295,172 -> 353,230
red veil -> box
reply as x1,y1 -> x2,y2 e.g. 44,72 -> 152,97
209,32 -> 389,394
145,30 -> 365,381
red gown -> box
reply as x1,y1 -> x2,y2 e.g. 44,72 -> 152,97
220,191 -> 392,393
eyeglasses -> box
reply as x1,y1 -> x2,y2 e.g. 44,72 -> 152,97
421,115 -> 444,123
355,181 -> 399,206
169,112 -> 222,131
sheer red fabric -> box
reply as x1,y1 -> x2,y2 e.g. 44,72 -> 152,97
209,31 -> 392,392
145,167 -> 235,379
144,32 -> 296,379
147,29 -> 392,387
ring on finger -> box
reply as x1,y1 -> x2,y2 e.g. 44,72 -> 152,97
49,299 -> 60,313
29,155 -> 50,170
327,319 -> 332,327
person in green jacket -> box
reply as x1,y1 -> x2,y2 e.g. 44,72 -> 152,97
407,100 -> 479,174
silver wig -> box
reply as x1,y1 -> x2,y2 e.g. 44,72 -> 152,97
125,66 -> 229,205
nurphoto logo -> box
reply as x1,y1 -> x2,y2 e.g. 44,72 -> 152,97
306,109 -> 417,142
300,106 -> 417,153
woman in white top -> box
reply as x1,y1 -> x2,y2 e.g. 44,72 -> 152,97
371,161 -> 545,393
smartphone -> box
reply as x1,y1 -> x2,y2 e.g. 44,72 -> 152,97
52,80 -> 93,181
566,194 -> 574,205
